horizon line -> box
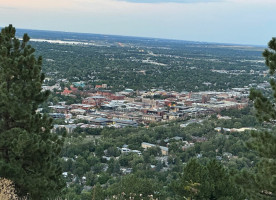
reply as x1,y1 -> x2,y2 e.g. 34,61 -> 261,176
1,25 -> 266,47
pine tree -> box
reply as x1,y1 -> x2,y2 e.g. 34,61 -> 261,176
92,183 -> 105,200
172,159 -> 208,199
173,159 -> 243,200
236,38 -> 276,199
0,25 -> 65,199
206,160 -> 242,200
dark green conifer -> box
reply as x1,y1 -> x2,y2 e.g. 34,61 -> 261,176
172,159 -> 208,199
0,25 -> 65,199
236,38 -> 276,199
173,159 -> 243,199
92,183 -> 105,200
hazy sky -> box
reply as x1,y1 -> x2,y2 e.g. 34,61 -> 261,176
0,0 -> 275,45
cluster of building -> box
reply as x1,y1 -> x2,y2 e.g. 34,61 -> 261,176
46,84 -> 250,132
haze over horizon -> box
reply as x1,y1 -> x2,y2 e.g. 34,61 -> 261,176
0,0 -> 275,45
10,27 -> 266,47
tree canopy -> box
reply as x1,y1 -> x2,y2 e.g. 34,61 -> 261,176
236,38 -> 276,199
0,25 -> 65,199
173,159 -> 243,200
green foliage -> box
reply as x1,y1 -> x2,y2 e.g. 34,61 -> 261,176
107,174 -> 161,200
263,38 -> 276,75
0,25 -> 65,199
236,38 -> 276,199
173,159 -> 244,200
91,183 -> 105,200
107,158 -> 121,174
236,130 -> 276,199
59,106 -> 261,199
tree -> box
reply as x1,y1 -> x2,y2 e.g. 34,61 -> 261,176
173,159 -> 243,200
107,174 -> 161,200
92,183 -> 105,200
0,25 -> 65,199
206,160 -> 242,200
236,38 -> 276,199
172,159 -> 209,199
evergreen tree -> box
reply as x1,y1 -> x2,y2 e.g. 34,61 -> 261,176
172,159 -> 208,199
206,160 -> 242,200
0,25 -> 65,199
236,38 -> 276,199
173,159 -> 243,200
92,183 -> 105,200
107,174 -> 161,200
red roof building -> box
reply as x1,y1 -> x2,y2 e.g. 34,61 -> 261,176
61,88 -> 72,95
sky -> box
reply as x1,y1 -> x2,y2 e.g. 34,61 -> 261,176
0,0 -> 275,45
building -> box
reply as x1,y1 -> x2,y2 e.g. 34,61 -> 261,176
82,96 -> 106,107
141,142 -> 168,156
112,118 -> 138,127
89,118 -> 112,126
142,114 -> 162,123
49,113 -> 65,119
53,124 -> 77,134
